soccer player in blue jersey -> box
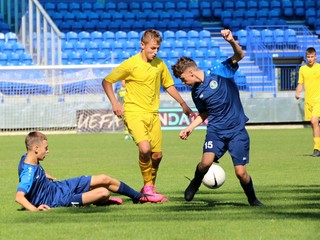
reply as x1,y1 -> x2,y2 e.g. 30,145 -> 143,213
171,29 -> 263,206
15,131 -> 165,211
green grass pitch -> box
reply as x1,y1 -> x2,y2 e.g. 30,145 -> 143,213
0,128 -> 319,240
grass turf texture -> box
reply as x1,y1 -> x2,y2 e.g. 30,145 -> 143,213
0,128 -> 319,240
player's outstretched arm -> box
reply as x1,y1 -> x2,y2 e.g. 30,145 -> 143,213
221,29 -> 244,64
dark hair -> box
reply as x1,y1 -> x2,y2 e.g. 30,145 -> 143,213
141,29 -> 162,44
306,47 -> 316,55
25,131 -> 47,150
171,57 -> 198,78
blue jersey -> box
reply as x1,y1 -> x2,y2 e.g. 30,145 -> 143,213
192,58 -> 248,134
17,154 -> 91,207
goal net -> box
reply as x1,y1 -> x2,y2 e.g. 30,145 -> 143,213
0,64 -> 126,134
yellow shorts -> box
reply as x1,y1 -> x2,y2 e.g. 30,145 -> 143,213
124,112 -> 162,152
304,102 -> 320,121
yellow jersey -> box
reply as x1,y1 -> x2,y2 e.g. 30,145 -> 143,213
104,53 -> 174,113
298,63 -> 320,104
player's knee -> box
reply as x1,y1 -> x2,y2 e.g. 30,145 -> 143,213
234,168 -> 248,181
99,174 -> 113,184
152,152 -> 162,162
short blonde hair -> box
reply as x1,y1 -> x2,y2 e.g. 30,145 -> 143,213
141,29 -> 162,44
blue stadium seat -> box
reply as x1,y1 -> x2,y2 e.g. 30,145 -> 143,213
261,29 -> 273,48
163,30 -> 175,41
117,2 -> 128,12
235,0 -> 246,11
200,1 -> 211,18
106,2 -> 116,12
273,29 -> 285,49
72,22 -> 84,32
153,1 -> 164,11
233,9 -> 245,23
92,2 -> 103,13
20,52 -> 33,66
187,30 -> 199,41
2,43 -> 13,55
159,11 -> 171,22
285,29 -> 297,49
129,2 -> 140,13
127,31 -> 140,41
269,9 -> 281,22
12,42 -> 25,54
175,30 -> 188,41
197,39 -> 209,52
115,31 -> 127,41
82,2 -> 93,12
74,41 -> 86,54
51,12 -> 63,26
247,0 -> 258,11
282,0 -> 294,17
174,40 -> 185,52
211,1 -> 222,18
199,30 -> 211,41
5,32 -> 18,43
112,41 -> 124,52
244,10 -> 256,22
103,31 -> 115,41
236,29 -> 247,46
156,51 -> 168,60
57,3 -> 68,14
87,12 -> 100,24
306,9 -> 316,26
258,0 -> 269,10
160,40 -> 172,51
223,1 -> 235,11
141,2 -> 152,12
81,51 -> 95,64
164,2 -> 175,12
221,10 -> 232,27
305,0 -> 316,9
66,31 -> 78,43
45,2 -> 55,12
90,31 -> 103,43
62,41 -> 74,52
85,41 -> 99,52
206,49 -> 217,60
270,0 -> 281,12
99,41 -> 112,51
177,1 -> 188,11
78,31 -> 90,43
7,52 -> 20,66
257,9 -> 268,22
168,50 -> 180,60
188,1 -> 200,18
293,0 -> 305,17
69,2 -> 80,13
0,52 -> 7,65
69,51 -> 82,64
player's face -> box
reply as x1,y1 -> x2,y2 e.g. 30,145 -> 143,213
140,40 -> 160,62
36,140 -> 49,161
306,53 -> 316,66
180,69 -> 195,86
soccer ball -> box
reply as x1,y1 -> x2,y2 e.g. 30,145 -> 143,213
202,164 -> 226,189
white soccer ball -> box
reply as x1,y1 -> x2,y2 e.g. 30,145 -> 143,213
202,164 -> 226,189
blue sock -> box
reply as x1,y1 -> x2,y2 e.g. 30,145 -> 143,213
118,182 -> 141,201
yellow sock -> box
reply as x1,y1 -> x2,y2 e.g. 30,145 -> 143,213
139,159 -> 152,185
313,137 -> 320,150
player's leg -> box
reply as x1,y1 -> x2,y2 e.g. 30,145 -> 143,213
90,174 -> 165,203
310,103 -> 320,156
184,152 -> 215,201
229,129 -> 263,206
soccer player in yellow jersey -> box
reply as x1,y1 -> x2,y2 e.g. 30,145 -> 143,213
102,29 -> 194,200
295,47 -> 320,157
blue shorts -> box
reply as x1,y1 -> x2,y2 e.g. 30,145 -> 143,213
203,128 -> 250,166
57,176 -> 92,207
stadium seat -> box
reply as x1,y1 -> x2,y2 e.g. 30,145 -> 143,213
293,0 -> 305,17
99,41 -> 112,51
76,12 -> 88,23
69,2 -> 80,13
187,30 -> 199,41
19,52 -> 33,66
306,9 -> 316,26
7,52 -> 20,66
160,40 -> 172,51
156,51 -> 168,60
153,1 -> 164,11
57,3 -> 68,14
115,31 -> 127,41
175,30 -> 188,41
257,9 -> 269,22
129,2 -> 140,13
211,1 -> 222,18
258,0 -> 269,10
69,51 -> 82,64
90,31 -> 103,43
141,2 -> 152,12
85,41 -> 99,52
74,41 -> 86,54
235,0 -> 246,11
200,1 -> 211,18
221,11 -> 233,28
117,2 -> 128,12
78,31 -> 90,43
233,9 -> 245,23
261,29 -> 273,48
66,31 -> 78,43
81,51 -> 95,64
273,29 -> 285,49
127,31 -> 140,41
269,9 -> 281,22
159,11 -> 171,22
199,30 -> 211,41
282,0 -> 294,17
82,2 -> 93,12
106,2 -> 116,12
92,2 -> 103,13
188,1 -> 200,18
163,31 -> 175,41
87,12 -> 100,24
247,0 -> 258,11
236,29 -> 247,46
112,41 -> 124,52
62,41 -> 74,52
285,29 -> 297,49
206,49 -> 217,60
0,52 -> 7,65
270,0 -> 281,12
249,29 -> 261,44
177,1 -> 188,11
44,2 -> 55,12
12,42 -> 25,54
103,31 -> 115,41
223,1 -> 235,11
163,2 -> 174,12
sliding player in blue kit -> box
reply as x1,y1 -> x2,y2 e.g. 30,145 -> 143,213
15,131 -> 164,211
171,29 -> 263,206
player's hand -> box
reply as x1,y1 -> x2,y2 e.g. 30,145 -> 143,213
179,129 -> 192,140
221,29 -> 233,42
295,93 -> 300,100
37,204 -> 51,211
181,103 -> 196,118
112,102 -> 124,118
